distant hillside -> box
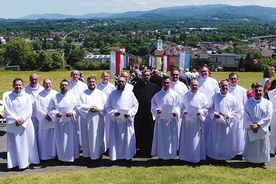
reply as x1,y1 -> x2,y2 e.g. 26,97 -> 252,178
21,13 -> 115,20
20,4 -> 276,21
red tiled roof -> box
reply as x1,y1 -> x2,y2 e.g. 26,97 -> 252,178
154,50 -> 164,56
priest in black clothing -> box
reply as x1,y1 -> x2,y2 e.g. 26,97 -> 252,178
133,70 -> 160,157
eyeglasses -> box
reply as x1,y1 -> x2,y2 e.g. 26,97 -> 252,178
201,70 -> 208,73
172,74 -> 179,76
229,78 -> 238,80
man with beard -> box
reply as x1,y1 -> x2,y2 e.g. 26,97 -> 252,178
77,76 -> 107,161
105,76 -> 138,164
151,76 -> 181,160
133,70 -> 159,157
179,80 -> 209,163
4,78 -> 40,169
36,79 -> 58,161
244,84 -> 272,169
206,80 -> 240,163
48,80 -> 80,163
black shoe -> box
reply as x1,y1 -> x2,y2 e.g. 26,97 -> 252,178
270,153 -> 275,158
232,155 -> 243,160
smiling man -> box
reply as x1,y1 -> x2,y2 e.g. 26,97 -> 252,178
206,80 -> 241,163
77,76 -> 107,161
4,78 -> 39,170
243,84 -> 273,169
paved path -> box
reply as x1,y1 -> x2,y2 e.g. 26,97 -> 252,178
0,123 -> 275,178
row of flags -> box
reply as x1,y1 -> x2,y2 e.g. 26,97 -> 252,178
110,51 -> 190,76
110,51 -> 130,76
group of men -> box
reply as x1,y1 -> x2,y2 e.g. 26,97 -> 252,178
3,66 -> 273,170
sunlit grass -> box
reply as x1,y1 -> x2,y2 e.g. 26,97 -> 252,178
1,165 -> 276,183
0,70 -> 269,98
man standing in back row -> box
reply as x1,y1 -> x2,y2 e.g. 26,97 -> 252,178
228,72 -> 247,160
133,70 -> 159,157
24,73 -> 44,149
68,70 -> 88,151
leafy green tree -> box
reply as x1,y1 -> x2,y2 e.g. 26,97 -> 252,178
3,37 -> 33,66
67,47 -> 85,67
32,39 -> 43,50
38,51 -> 53,71
51,51 -> 64,69
20,52 -> 38,71
259,57 -> 276,70
234,45 -> 246,54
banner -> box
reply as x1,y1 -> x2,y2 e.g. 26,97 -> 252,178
151,57 -> 156,68
120,54 -> 125,70
156,57 -> 161,70
116,51 -> 121,75
126,55 -> 129,68
110,51 -> 116,76
163,55 -> 171,72
179,52 -> 190,70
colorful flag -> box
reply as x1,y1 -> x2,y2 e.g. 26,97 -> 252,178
163,55 -> 171,72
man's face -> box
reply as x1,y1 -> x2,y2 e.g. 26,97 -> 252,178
71,71 -> 80,82
43,79 -> 52,91
190,80 -> 199,93
101,73 -> 110,84
200,67 -> 209,78
142,72 -> 151,82
117,77 -> 126,91
120,72 -> 129,81
87,78 -> 96,90
162,78 -> 171,91
13,80 -> 24,94
171,71 -> 179,82
60,81 -> 69,94
229,74 -> 238,87
220,81 -> 229,95
254,87 -> 263,99
30,74 -> 39,87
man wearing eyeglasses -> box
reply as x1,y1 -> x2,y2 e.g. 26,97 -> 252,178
228,73 -> 248,160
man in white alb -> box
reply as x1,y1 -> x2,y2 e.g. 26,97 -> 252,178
36,78 -> 58,160
48,79 -> 80,163
151,76 -> 181,160
77,76 -> 107,160
105,76 -> 138,164
4,78 -> 39,169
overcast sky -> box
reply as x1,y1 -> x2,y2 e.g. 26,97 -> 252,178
1,0 -> 276,19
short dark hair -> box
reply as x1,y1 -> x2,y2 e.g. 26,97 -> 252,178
87,76 -> 96,81
13,78 -> 23,86
60,79 -> 69,85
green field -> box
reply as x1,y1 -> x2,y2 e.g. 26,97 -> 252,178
1,165 -> 276,184
0,69 -> 268,99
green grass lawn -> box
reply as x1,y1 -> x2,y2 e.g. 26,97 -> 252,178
0,69 -> 109,98
1,165 -> 276,183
